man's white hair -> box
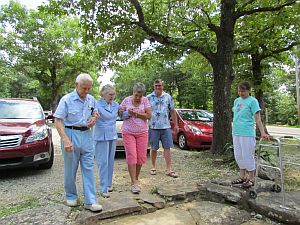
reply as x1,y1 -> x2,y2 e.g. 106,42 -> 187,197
76,73 -> 93,84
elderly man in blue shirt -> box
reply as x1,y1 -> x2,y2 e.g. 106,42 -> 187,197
54,73 -> 102,212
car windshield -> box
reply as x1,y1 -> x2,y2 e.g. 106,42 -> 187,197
0,101 -> 44,119
178,110 -> 212,122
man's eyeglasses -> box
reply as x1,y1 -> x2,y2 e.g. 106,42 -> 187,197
155,85 -> 162,87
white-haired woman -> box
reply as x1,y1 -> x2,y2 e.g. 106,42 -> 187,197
94,84 -> 119,198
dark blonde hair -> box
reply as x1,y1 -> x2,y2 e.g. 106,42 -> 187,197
238,81 -> 251,91
154,79 -> 164,85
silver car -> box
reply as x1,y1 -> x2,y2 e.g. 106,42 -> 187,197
115,117 -> 150,152
116,117 -> 124,151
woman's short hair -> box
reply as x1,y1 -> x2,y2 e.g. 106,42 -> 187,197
100,84 -> 115,97
76,73 -> 93,85
238,81 -> 251,91
133,83 -> 145,94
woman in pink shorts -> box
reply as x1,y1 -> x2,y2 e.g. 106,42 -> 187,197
119,83 -> 152,194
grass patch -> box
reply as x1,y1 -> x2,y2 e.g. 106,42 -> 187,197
150,186 -> 158,195
288,125 -> 300,128
0,196 -> 40,218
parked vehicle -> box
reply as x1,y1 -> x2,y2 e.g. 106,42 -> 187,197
0,98 -> 54,170
170,109 -> 213,150
115,117 -> 150,152
116,117 -> 125,151
202,110 -> 214,121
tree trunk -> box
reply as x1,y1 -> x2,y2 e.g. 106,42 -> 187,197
211,59 -> 234,154
50,65 -> 59,111
251,54 -> 269,135
210,0 -> 236,154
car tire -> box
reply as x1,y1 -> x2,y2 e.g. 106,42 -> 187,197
178,133 -> 189,150
38,142 -> 54,169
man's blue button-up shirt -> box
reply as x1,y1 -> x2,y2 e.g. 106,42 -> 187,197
54,89 -> 97,127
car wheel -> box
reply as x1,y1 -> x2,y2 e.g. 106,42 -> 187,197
39,143 -> 54,169
178,133 -> 188,150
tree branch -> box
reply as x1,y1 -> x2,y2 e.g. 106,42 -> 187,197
237,0 -> 257,12
197,5 -> 219,33
129,0 -> 171,44
261,41 -> 299,59
235,41 -> 299,59
235,0 -> 296,19
181,29 -> 201,36
128,0 -> 214,61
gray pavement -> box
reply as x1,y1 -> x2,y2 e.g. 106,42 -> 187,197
267,125 -> 300,137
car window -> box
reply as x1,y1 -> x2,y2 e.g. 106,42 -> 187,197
178,110 -> 212,122
116,116 -> 123,121
0,101 -> 44,119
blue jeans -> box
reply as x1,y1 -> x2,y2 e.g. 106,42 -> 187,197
94,140 -> 116,193
62,128 -> 97,204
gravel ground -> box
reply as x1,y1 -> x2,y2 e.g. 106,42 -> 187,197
1,126 -> 299,224
0,126 -> 237,218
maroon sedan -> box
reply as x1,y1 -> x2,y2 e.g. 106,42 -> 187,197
0,98 -> 54,170
170,109 -> 213,149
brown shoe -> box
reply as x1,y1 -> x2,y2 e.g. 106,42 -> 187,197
166,171 -> 178,178
242,180 -> 254,188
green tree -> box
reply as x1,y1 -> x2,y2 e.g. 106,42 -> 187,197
0,1 -> 99,110
48,0 -> 298,153
235,3 -> 299,130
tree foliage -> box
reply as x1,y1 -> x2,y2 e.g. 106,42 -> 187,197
0,1 -> 100,110
46,0 -> 299,153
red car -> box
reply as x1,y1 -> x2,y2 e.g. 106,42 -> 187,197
170,109 -> 213,149
0,98 -> 54,170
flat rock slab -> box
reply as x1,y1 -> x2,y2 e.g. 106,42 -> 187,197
157,182 -> 199,201
75,192 -> 165,224
0,204 -> 72,225
248,191 -> 300,224
198,182 -> 243,204
100,201 -> 251,225
137,192 -> 166,209
101,204 -> 198,225
187,201 -> 251,225
200,179 -> 300,224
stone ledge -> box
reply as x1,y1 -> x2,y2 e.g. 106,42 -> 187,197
1,181 -> 299,225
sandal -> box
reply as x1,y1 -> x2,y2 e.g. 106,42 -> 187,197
231,177 -> 245,185
242,179 -> 254,188
166,171 -> 178,178
150,168 -> 157,175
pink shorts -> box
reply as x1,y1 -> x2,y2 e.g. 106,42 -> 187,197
122,131 -> 148,165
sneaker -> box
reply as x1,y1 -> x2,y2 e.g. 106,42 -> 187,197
100,192 -> 110,198
131,184 -> 141,194
66,199 -> 78,207
108,186 -> 113,192
84,203 -> 103,212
